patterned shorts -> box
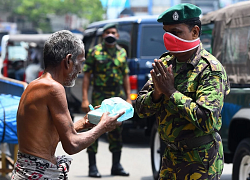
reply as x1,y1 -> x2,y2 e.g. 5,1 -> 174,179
11,151 -> 72,180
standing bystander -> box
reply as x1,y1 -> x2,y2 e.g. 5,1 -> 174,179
81,23 -> 131,177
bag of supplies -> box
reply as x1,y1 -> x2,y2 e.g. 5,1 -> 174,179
88,97 -> 134,124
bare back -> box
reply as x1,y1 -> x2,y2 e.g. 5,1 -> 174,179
17,73 -> 71,164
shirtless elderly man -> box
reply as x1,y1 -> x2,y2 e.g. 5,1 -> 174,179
11,30 -> 124,179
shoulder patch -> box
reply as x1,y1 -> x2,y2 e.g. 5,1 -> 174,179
201,51 -> 223,72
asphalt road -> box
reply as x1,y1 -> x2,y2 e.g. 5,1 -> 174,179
54,116 -> 233,180
0,116 -> 233,180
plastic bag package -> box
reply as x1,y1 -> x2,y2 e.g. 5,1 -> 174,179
0,94 -> 20,144
88,97 -> 134,124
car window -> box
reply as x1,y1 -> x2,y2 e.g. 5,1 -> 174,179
96,35 -> 102,45
140,25 -> 166,58
83,34 -> 97,56
8,42 -> 28,61
117,23 -> 133,58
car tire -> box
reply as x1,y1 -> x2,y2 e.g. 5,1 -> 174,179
150,122 -> 163,180
232,138 -> 250,180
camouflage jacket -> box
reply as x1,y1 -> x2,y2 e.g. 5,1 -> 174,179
135,44 -> 230,143
83,42 -> 129,87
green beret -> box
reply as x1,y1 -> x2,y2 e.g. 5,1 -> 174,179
157,3 -> 202,25
103,23 -> 117,32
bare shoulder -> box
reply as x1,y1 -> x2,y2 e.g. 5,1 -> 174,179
46,80 -> 65,98
30,76 -> 65,98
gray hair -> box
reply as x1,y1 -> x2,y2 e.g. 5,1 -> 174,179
43,30 -> 83,68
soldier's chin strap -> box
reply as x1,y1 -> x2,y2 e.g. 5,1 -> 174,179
163,32 -> 200,53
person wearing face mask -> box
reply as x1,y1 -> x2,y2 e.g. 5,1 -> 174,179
81,23 -> 131,178
136,4 -> 230,180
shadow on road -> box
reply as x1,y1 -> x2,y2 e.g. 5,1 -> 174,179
220,174 -> 232,180
141,176 -> 154,180
99,128 -> 150,149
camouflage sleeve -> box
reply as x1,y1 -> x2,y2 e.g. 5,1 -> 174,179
168,67 -> 230,133
82,48 -> 95,74
135,78 -> 162,118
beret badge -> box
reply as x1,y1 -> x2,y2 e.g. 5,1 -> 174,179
173,11 -> 179,21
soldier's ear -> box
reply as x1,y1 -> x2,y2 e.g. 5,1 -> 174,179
192,25 -> 200,39
116,31 -> 119,39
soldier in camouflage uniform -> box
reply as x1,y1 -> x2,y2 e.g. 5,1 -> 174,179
135,4 -> 230,180
82,23 -> 130,178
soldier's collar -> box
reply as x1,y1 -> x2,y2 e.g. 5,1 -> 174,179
187,43 -> 202,68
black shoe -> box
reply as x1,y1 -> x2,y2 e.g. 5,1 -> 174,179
111,163 -> 129,176
89,165 -> 102,178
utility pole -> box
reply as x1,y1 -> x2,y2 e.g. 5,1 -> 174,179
148,0 -> 153,15
171,0 -> 175,6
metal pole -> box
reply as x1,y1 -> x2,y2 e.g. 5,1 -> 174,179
171,0 -> 175,6
106,0 -> 109,19
148,0 -> 153,15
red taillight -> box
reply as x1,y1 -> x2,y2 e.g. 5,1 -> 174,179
23,73 -> 26,82
38,70 -> 44,77
3,59 -> 8,77
129,75 -> 138,90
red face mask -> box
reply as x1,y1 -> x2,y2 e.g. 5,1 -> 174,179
163,32 -> 200,53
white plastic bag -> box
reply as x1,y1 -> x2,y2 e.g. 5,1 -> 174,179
88,97 -> 134,124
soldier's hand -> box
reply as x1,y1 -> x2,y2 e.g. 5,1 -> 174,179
151,59 -> 176,97
81,99 -> 90,113
126,98 -> 132,105
99,111 -> 124,132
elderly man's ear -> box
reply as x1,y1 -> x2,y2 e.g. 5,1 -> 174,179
64,54 -> 72,69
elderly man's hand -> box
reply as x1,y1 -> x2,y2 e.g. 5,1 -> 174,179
83,115 -> 96,129
74,114 -> 95,132
99,111 -> 124,132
